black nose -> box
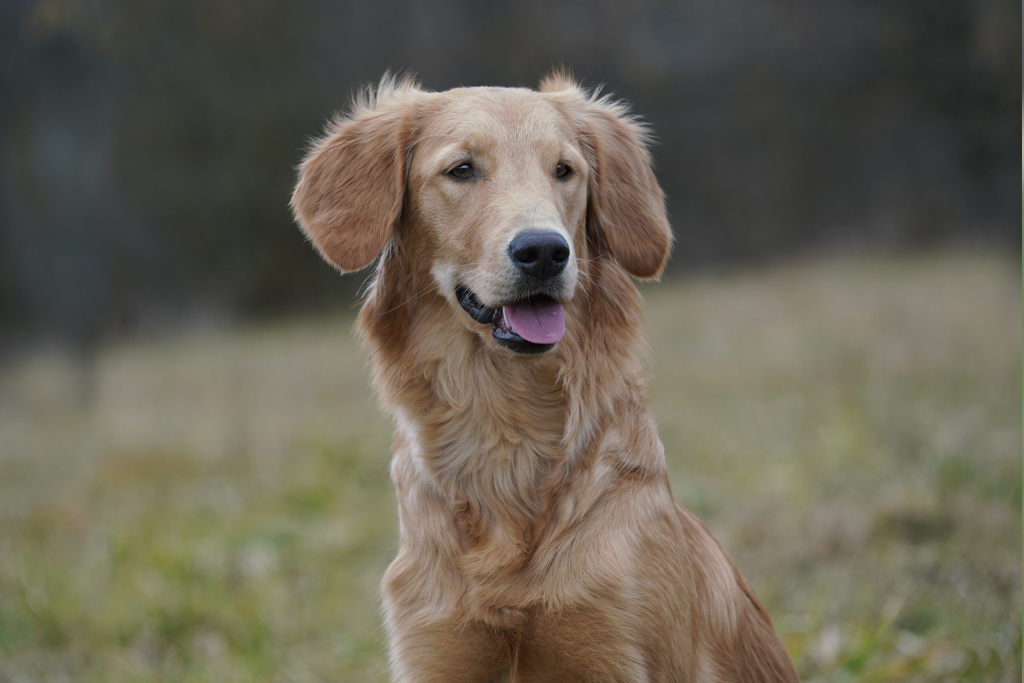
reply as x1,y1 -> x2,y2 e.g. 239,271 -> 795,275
508,230 -> 570,282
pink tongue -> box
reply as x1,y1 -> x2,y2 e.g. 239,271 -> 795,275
503,298 -> 565,344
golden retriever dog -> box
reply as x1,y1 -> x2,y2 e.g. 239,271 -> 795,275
291,73 -> 799,682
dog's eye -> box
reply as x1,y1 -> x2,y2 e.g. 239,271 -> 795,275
447,163 -> 474,180
554,163 -> 572,179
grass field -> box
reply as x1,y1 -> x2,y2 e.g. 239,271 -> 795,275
0,251 -> 1020,682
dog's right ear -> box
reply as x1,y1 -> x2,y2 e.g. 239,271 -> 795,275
291,80 -> 418,273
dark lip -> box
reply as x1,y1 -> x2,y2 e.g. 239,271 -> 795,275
455,285 -> 557,355
455,285 -> 496,324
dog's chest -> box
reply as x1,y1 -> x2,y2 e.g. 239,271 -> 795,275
398,432 -> 554,574
470,603 -> 657,682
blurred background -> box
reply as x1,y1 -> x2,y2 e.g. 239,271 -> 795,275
0,1 -> 1020,681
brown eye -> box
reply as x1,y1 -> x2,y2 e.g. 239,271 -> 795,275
448,163 -> 474,180
555,163 -> 572,179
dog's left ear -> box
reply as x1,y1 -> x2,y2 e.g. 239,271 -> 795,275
291,78 -> 418,273
541,75 -> 672,279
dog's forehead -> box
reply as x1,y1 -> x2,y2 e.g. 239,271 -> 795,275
422,87 -> 572,151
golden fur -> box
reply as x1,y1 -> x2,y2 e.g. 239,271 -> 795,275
291,73 -> 799,682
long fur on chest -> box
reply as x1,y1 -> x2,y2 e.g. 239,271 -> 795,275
357,245 -> 668,609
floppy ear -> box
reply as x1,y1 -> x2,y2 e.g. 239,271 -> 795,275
542,75 -> 672,279
291,80 -> 417,273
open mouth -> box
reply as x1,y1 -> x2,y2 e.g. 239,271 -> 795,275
455,285 -> 565,355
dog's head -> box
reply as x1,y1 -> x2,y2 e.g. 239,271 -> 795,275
292,73 -> 671,357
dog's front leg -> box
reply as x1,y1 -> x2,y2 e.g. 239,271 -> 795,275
385,608 -> 514,683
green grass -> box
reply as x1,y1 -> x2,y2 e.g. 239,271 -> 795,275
0,251 -> 1020,682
